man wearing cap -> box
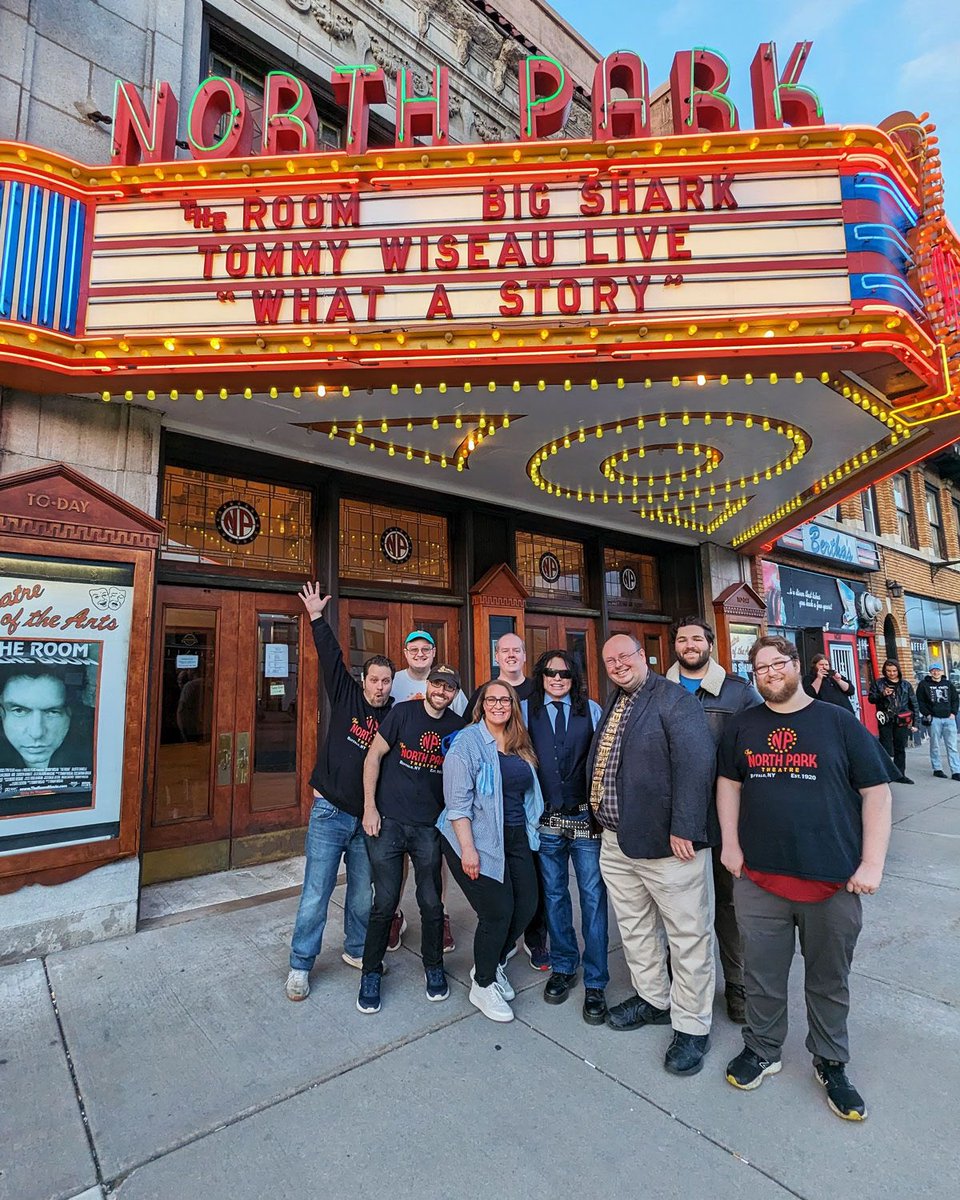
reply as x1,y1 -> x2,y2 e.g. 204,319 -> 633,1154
356,665 -> 466,1014
389,630 -> 467,954
916,663 -> 960,780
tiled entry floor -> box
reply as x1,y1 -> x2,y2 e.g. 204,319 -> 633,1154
139,855 -> 306,927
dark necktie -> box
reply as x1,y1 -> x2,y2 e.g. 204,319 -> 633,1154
552,701 -> 567,756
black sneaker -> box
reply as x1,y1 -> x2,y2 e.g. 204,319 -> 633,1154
815,1060 -> 867,1120
356,971 -> 382,1014
900,776 -> 915,784
725,1046 -> 782,1090
952,774 -> 960,782
605,993 -> 671,1031
933,770 -> 947,779
664,1031 -> 710,1076
424,966 -> 449,1002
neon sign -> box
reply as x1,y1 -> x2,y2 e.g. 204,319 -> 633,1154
111,42 -> 825,166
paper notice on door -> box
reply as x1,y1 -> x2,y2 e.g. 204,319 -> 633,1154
176,653 -> 199,670
264,643 -> 289,678
269,682 -> 286,696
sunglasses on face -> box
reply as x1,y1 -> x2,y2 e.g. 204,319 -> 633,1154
543,668 -> 573,679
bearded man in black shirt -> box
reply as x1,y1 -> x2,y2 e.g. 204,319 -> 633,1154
717,635 -> 894,1121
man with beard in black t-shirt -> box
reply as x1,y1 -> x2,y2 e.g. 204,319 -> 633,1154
717,636 -> 894,1122
356,665 -> 465,1015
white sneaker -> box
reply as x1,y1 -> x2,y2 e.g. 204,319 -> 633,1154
495,962 -> 516,1001
285,969 -> 310,1001
341,953 -> 363,969
469,977 -> 515,1022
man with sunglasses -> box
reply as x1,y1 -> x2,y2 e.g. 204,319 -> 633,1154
717,636 -> 894,1120
357,665 -> 466,1014
666,616 -> 762,1023
589,634 -> 717,1077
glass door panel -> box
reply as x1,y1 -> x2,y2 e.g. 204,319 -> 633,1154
250,612 -> 300,813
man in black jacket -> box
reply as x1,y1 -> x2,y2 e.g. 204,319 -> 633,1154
589,633 -> 717,1077
916,664 -> 960,780
666,616 -> 762,1023
286,584 -> 394,1002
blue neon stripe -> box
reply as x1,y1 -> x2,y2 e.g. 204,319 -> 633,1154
0,179 -> 25,318
38,189 -> 64,328
59,197 -> 85,334
850,272 -> 924,313
845,221 -> 915,268
841,172 -> 918,228
17,185 -> 44,322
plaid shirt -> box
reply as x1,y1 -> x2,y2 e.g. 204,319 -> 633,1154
590,683 -> 644,831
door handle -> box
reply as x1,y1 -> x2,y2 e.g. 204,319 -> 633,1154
216,733 -> 233,786
235,732 -> 250,784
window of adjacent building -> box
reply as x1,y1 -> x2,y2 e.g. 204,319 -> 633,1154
926,484 -> 945,558
953,498 -> 960,555
603,548 -> 661,611
161,467 -> 313,572
905,594 -> 960,641
515,532 -> 584,601
339,500 -> 450,587
861,487 -> 880,536
893,474 -> 916,547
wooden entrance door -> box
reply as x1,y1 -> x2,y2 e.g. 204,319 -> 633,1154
339,599 -> 462,682
142,587 -> 316,882
608,619 -> 669,675
524,614 -> 600,699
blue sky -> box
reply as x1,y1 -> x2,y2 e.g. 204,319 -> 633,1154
551,0 -> 960,221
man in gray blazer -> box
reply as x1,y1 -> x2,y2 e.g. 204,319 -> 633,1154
588,633 -> 718,1077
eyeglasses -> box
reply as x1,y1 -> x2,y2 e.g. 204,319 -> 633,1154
543,668 -> 573,679
406,646 -> 432,656
483,696 -> 512,708
603,649 -> 641,669
754,658 -> 796,676
430,682 -> 457,694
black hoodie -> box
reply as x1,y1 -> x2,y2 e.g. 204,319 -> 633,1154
308,616 -> 393,816
916,675 -> 959,720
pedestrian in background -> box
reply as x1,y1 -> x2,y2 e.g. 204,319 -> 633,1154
868,660 -> 918,783
916,663 -> 960,781
803,654 -> 855,713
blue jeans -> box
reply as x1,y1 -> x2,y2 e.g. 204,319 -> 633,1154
538,831 -> 609,989
289,794 -> 372,971
928,716 -> 960,774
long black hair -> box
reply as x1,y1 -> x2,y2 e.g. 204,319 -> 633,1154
530,649 -> 589,717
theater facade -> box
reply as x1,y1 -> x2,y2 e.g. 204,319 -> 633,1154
1,0 -> 958,958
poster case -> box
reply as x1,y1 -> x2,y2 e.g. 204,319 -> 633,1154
0,555 -> 134,857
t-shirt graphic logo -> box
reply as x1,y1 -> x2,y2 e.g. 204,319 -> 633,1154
768,727 -> 797,753
348,713 -> 378,747
420,731 -> 441,754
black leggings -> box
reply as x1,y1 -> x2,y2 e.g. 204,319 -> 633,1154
878,722 -> 909,777
443,825 -> 539,987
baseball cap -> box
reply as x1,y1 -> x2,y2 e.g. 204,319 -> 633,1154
427,664 -> 461,690
404,630 -> 435,646
930,664 -> 944,672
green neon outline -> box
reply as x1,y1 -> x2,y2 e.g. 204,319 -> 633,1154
187,74 -> 244,153
397,68 -> 443,144
113,79 -> 160,154
263,70 -> 310,152
524,54 -> 567,137
685,45 -> 736,128
601,52 -> 648,133
772,41 -> 824,124
333,64 -> 379,146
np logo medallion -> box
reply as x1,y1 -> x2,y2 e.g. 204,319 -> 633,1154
215,500 -> 261,544
539,551 -> 561,584
381,526 -> 413,564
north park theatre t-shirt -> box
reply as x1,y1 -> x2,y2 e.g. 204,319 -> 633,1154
717,700 -> 895,883
375,702 -> 466,825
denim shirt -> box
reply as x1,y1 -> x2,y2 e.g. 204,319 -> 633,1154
438,722 -> 544,882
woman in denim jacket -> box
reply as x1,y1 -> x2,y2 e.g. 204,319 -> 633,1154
439,680 -> 544,1022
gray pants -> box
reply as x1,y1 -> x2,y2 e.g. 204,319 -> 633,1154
713,845 -> 743,989
733,874 -> 862,1064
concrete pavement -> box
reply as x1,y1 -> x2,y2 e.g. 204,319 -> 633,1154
3,746 -> 959,1200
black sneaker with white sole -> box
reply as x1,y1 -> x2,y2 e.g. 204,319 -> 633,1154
424,966 -> 450,1002
815,1060 -> 867,1120
357,971 -> 382,1014
725,1046 -> 782,1090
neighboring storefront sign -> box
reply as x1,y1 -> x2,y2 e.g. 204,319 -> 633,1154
0,566 -> 134,855
762,561 -> 866,631
776,521 -> 881,571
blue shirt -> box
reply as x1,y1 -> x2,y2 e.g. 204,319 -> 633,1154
523,695 -> 603,729
678,673 -> 702,694
499,753 -> 532,825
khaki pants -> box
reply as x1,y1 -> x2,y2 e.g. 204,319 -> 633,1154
600,832 -> 716,1035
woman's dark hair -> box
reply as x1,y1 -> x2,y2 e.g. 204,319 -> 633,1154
530,649 -> 588,716
881,659 -> 902,681
810,653 -> 829,668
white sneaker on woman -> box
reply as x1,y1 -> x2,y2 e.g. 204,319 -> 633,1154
495,962 -> 516,1001
470,976 -> 515,1022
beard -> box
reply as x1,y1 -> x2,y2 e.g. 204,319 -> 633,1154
757,671 -> 802,704
677,647 -> 711,672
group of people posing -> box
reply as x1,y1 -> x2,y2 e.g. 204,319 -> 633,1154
286,584 -> 895,1124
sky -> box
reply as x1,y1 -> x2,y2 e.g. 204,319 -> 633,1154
550,0 -> 960,222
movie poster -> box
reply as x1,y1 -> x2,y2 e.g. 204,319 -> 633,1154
0,565 -> 134,856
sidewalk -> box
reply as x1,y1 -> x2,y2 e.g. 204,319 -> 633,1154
3,745 -> 959,1200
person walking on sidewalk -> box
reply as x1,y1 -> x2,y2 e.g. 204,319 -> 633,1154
356,666 -> 465,1014
286,585 -> 394,1002
590,634 -> 718,1077
916,663 -> 960,780
523,650 -> 608,1025
440,680 -> 544,1023
387,629 -> 467,957
665,616 -> 762,1024
868,660 -> 918,783
717,636 -> 894,1121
